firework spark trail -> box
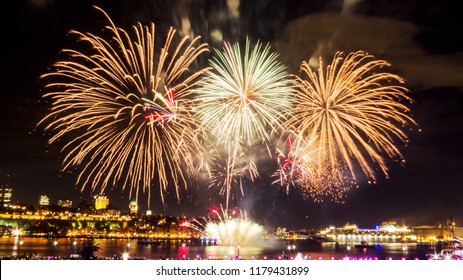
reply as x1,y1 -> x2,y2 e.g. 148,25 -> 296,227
272,131 -> 317,194
209,144 -> 243,210
288,51 -> 417,192
206,141 -> 260,210
196,38 -> 295,208
39,6 -> 209,204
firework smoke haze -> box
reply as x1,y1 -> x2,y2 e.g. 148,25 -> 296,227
39,7 -> 209,204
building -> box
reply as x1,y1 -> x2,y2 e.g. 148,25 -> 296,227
95,195 -> 109,210
411,224 -> 448,242
57,199 -> 73,208
454,227 -> 463,239
276,227 -> 288,239
378,221 -> 410,234
39,195 -> 50,206
100,209 -> 121,218
341,223 -> 359,234
129,199 -> 138,214
0,186 -> 12,206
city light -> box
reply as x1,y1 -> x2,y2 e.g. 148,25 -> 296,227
122,253 -> 129,261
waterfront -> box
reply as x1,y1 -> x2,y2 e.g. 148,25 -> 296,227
0,237 -> 444,260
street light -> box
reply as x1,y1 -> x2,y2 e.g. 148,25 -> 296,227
284,244 -> 296,259
71,240 -> 78,259
345,243 -> 352,259
126,242 -> 131,254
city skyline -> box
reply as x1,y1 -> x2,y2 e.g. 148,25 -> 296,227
1,0 -> 463,229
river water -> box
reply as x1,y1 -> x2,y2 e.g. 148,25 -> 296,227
0,236 -> 441,260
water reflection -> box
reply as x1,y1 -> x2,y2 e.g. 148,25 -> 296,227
204,245 -> 264,259
0,237 -> 438,260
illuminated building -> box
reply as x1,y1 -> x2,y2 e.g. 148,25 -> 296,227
57,199 -> 73,208
454,227 -> 463,239
378,221 -> 410,234
101,209 -> 121,218
0,225 -> 12,235
412,222 -> 462,241
129,199 -> 138,214
276,227 -> 288,238
341,223 -> 359,233
411,225 -> 447,242
39,195 -> 50,206
95,195 -> 109,210
0,186 -> 12,206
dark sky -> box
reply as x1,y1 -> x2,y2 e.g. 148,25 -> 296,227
1,0 -> 462,229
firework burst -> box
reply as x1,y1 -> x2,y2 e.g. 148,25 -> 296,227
186,206 -> 264,246
288,51 -> 417,187
196,38 -> 295,147
39,7 -> 209,203
196,38 -> 295,207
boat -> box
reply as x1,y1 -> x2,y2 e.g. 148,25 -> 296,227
137,239 -> 161,245
354,241 -> 375,249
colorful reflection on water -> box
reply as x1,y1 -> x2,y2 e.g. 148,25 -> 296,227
0,237 -> 442,260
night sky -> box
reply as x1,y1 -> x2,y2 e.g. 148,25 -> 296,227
1,0 -> 462,229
